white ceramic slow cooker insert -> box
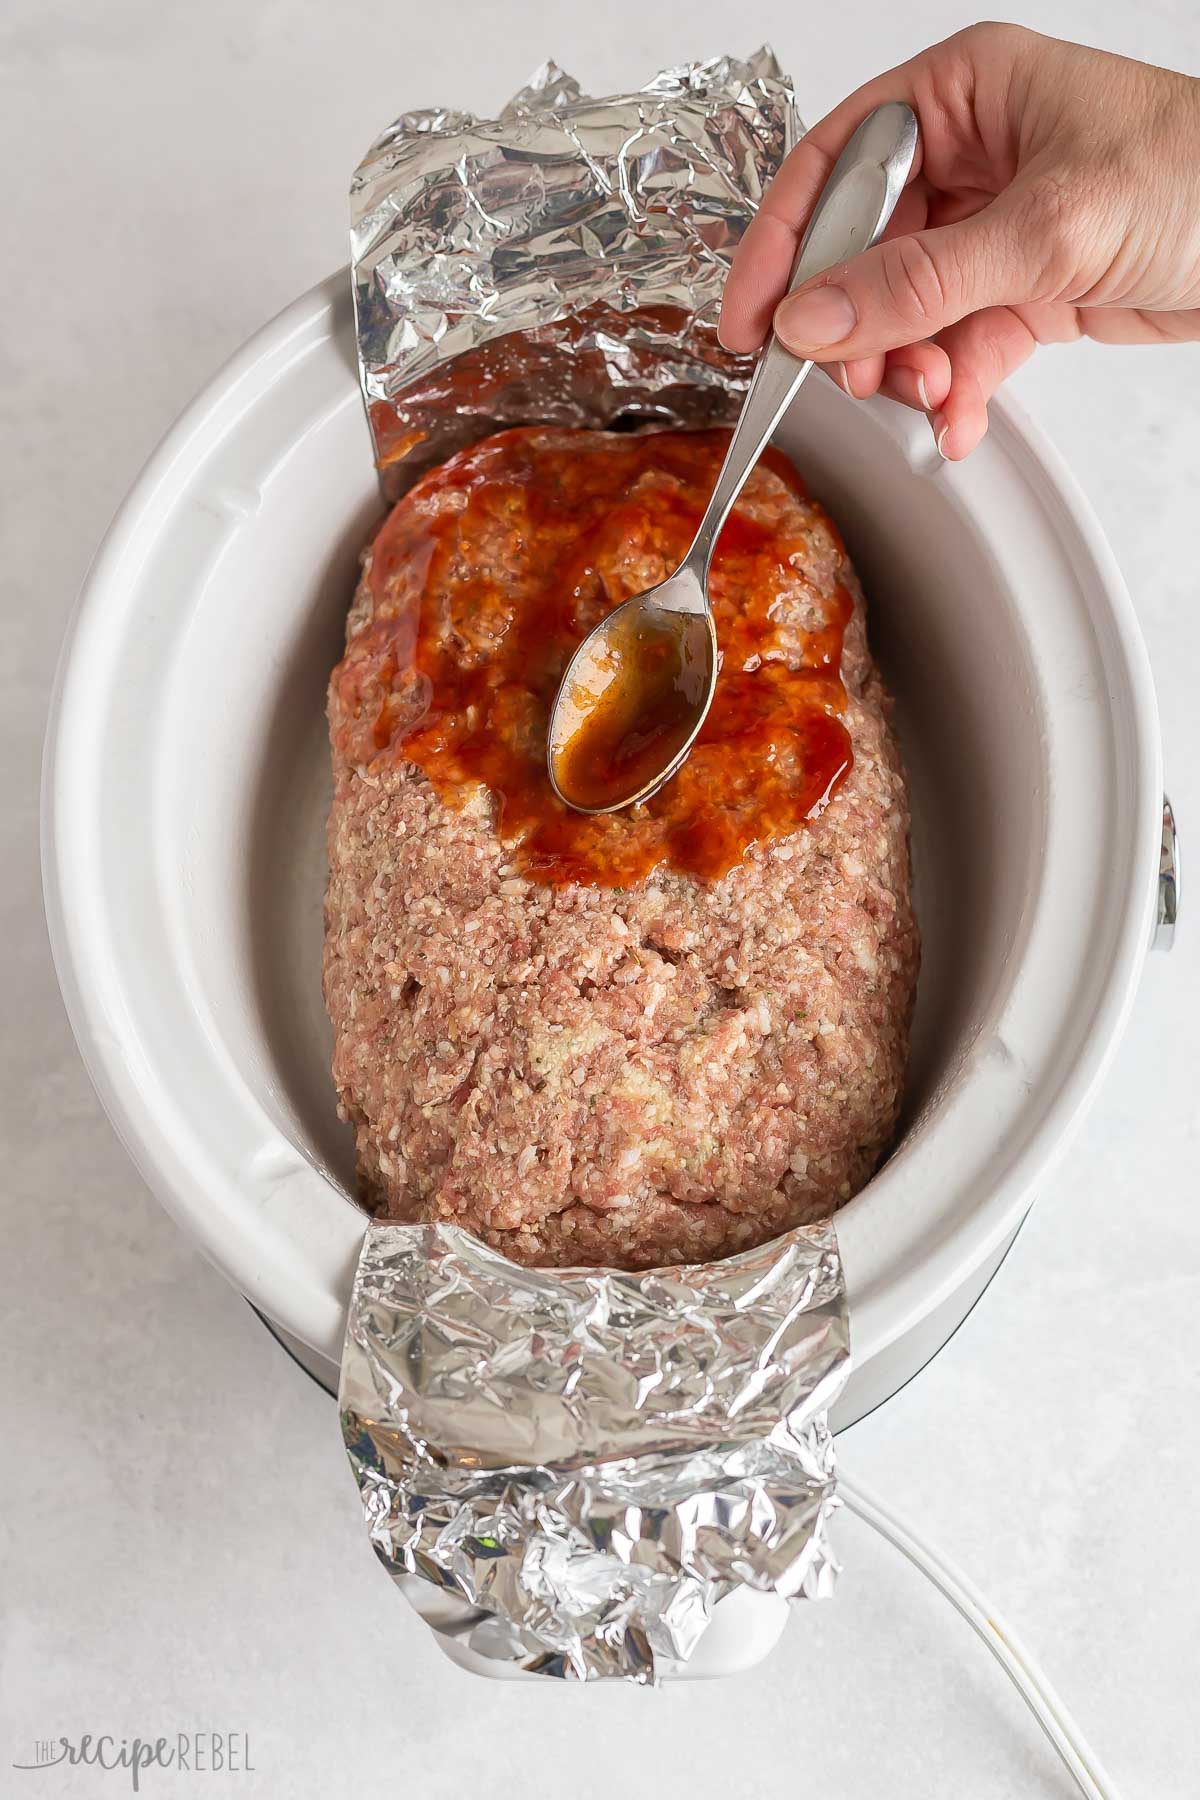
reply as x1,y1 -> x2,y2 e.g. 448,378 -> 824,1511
44,273 -> 1168,1444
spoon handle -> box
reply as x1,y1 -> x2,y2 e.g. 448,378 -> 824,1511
686,102 -> 919,581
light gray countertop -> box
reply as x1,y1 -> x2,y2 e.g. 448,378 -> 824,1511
3,3 -> 1198,1795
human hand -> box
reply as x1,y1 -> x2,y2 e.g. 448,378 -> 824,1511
719,24 -> 1200,456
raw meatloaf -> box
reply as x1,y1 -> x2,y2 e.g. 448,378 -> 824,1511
324,426 -> 918,1269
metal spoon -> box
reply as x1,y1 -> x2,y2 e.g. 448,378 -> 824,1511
547,101 -> 919,815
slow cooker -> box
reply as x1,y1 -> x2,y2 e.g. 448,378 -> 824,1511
42,274 -> 1177,1670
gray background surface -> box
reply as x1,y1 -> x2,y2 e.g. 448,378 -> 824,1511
3,4 -> 1198,1795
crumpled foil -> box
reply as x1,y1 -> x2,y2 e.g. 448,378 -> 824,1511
350,48 -> 798,498
341,1221 -> 848,1682
341,55 -> 852,1682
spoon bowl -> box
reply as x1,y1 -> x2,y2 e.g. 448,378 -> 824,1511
547,570 -> 717,814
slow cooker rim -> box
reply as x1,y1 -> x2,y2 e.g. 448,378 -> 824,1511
41,271 -> 1163,1371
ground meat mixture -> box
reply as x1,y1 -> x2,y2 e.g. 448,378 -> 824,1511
324,426 -> 918,1269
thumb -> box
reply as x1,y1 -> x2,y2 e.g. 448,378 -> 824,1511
772,204 -> 1027,361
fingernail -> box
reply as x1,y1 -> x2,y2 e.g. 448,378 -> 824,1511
932,410 -> 951,459
775,284 -> 858,352
884,367 -> 928,412
835,361 -> 851,395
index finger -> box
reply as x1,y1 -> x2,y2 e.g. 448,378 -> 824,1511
718,63 -> 925,353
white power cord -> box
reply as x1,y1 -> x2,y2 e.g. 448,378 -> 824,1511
838,1472 -> 1123,1800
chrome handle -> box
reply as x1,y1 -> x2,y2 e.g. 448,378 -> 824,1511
686,102 -> 919,579
1154,794 -> 1180,951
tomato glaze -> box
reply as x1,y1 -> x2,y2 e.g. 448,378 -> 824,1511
331,427 -> 853,887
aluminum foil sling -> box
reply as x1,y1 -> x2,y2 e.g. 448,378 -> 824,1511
340,50 -> 852,1682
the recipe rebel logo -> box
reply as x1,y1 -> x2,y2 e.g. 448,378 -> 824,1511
12,1733 -> 255,1789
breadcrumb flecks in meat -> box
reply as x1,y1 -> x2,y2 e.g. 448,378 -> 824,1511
324,427 -> 918,1270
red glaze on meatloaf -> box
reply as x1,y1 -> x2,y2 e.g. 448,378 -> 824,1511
324,426 -> 918,1269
